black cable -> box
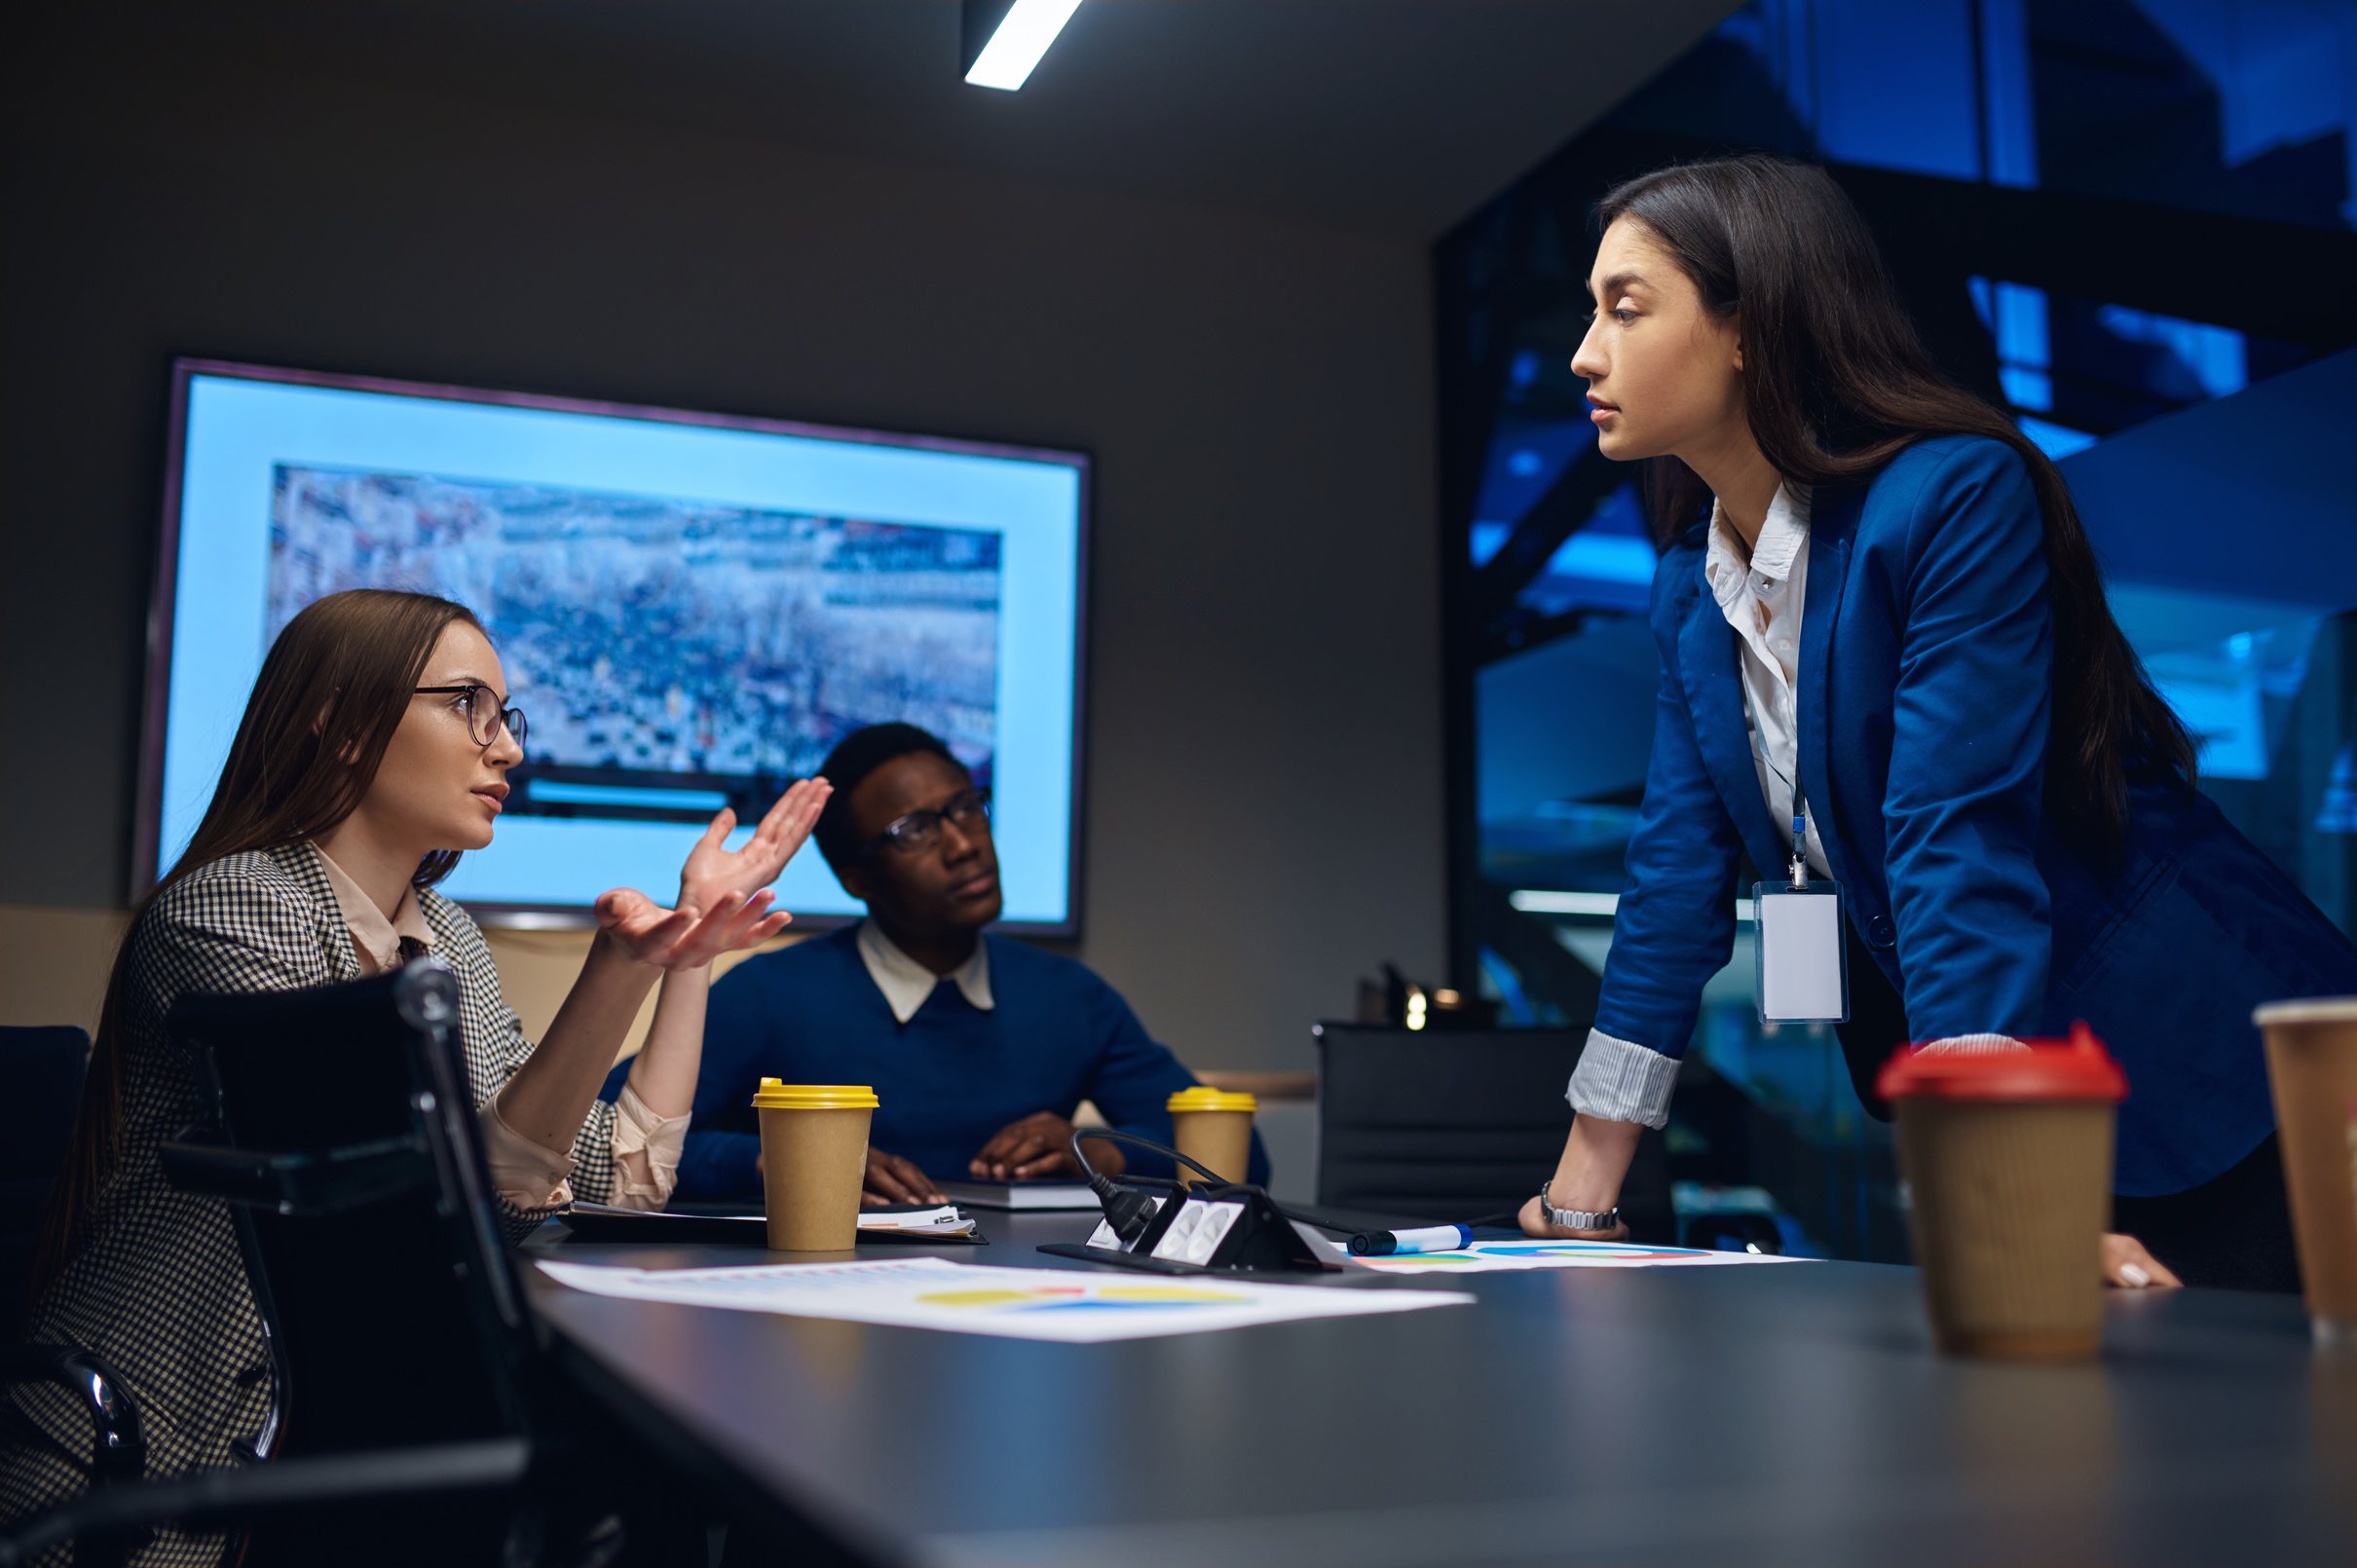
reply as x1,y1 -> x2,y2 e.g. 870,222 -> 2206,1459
1066,1127 -> 1234,1246
1064,1125 -> 1228,1187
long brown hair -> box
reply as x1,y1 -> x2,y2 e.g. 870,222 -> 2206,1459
28,589 -> 482,1313
1595,154 -> 2196,839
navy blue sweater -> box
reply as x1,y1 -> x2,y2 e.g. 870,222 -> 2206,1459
613,925 -> 1269,1201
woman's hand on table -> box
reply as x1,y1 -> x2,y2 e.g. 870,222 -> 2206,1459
1516,1194 -> 1631,1243
2103,1231 -> 2182,1289
1517,1113 -> 1642,1241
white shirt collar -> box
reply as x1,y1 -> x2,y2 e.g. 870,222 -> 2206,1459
856,919 -> 994,1026
310,840 -> 436,973
1702,482 -> 1814,607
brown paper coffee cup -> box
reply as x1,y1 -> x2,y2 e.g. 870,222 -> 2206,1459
1167,1087 -> 1256,1187
2254,997 -> 2357,1344
1894,1100 -> 2116,1359
1879,1027 -> 2126,1362
753,1080 -> 879,1251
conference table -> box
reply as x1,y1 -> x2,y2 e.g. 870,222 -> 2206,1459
525,1212 -> 2357,1567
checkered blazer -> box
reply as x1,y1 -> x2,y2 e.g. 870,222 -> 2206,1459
2,840 -> 618,1565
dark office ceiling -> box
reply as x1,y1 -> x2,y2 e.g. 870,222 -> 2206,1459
26,0 -> 1739,241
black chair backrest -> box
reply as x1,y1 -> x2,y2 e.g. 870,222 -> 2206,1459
1312,1022 -> 1672,1236
0,1025 -> 91,1317
165,965 -> 535,1464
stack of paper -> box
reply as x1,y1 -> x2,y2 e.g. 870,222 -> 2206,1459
558,1202 -> 982,1244
855,1206 -> 978,1238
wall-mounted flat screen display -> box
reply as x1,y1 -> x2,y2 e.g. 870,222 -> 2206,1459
141,359 -> 1088,932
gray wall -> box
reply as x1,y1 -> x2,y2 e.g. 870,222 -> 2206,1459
0,44 -> 1445,1069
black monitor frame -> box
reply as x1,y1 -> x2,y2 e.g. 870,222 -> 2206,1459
136,356 -> 1093,938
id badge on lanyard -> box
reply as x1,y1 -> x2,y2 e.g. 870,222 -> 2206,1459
1754,778 -> 1849,1024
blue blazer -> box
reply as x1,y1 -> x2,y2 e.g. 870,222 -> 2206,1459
1598,434 -> 2357,1197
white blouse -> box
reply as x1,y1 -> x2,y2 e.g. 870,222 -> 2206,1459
1702,482 -> 1832,882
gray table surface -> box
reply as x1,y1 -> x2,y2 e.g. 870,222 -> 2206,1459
525,1213 -> 2357,1568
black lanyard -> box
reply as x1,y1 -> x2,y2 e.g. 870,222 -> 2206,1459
1788,775 -> 1810,891
1742,663 -> 1812,892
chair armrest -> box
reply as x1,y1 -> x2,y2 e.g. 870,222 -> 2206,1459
159,1127 -> 431,1215
0,1436 -> 533,1567
0,1342 -> 145,1489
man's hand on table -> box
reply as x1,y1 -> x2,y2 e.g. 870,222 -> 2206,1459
861,1148 -> 946,1209
752,1143 -> 950,1209
969,1111 -> 1125,1181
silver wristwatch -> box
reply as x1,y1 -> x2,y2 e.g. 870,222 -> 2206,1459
1539,1179 -> 1621,1232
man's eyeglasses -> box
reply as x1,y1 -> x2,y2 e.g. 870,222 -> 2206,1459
415,685 -> 529,750
859,787 -> 991,860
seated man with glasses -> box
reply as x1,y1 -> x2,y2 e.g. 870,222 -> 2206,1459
616,722 -> 1267,1204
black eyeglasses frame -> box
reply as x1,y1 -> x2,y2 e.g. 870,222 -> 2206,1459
414,685 -> 529,750
856,785 -> 993,861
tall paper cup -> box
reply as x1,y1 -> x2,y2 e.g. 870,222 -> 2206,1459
2253,997 -> 2357,1345
752,1080 -> 879,1251
1167,1087 -> 1256,1187
1877,1026 -> 2127,1361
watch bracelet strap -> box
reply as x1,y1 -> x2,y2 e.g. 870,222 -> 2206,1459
1540,1179 -> 1620,1230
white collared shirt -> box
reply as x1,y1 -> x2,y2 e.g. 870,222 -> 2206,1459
311,840 -> 438,973
1702,481 -> 1831,882
857,918 -> 995,1025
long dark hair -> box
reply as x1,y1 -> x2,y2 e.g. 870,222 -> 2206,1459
28,589 -> 483,1313
1595,154 -> 2195,838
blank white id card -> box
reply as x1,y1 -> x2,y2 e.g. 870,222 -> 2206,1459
1753,881 -> 1849,1023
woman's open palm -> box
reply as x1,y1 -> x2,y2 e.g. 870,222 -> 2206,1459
595,777 -> 833,970
679,777 -> 832,915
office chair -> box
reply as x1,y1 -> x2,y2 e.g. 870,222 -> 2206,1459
0,966 -> 635,1568
0,1026 -> 91,1316
1311,1023 -> 1674,1242
0,1024 -> 154,1568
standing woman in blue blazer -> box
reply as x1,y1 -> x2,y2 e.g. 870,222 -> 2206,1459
1517,156 -> 2357,1291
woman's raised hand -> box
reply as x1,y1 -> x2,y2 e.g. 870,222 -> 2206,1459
678,777 -> 833,916
593,777 -> 833,971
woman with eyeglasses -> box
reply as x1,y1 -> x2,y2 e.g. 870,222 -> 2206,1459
1515,156 -> 2357,1292
5,588 -> 829,1564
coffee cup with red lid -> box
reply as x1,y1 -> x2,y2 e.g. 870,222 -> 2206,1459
1878,1024 -> 2126,1361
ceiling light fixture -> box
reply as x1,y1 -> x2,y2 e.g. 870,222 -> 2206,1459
962,0 -> 1085,92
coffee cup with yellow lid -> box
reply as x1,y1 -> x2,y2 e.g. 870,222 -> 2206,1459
752,1079 -> 879,1251
1166,1085 -> 1256,1188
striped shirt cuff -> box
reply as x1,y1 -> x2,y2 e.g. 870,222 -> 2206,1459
1914,1033 -> 2027,1056
1566,1027 -> 1681,1130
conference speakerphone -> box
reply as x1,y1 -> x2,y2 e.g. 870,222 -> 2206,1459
1036,1130 -> 1340,1277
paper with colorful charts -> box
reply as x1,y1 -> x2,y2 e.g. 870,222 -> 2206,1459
537,1256 -> 1475,1342
1346,1239 -> 1811,1273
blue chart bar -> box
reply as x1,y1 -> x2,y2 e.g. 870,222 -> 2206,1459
523,780 -> 732,811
